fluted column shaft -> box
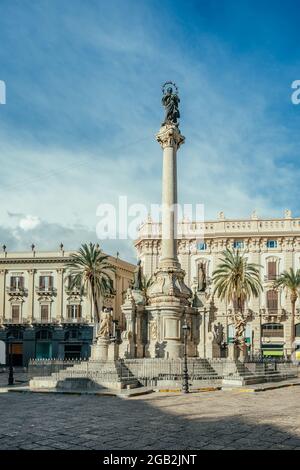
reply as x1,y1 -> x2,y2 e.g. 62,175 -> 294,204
156,124 -> 184,269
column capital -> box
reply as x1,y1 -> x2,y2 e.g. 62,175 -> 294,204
156,124 -> 185,150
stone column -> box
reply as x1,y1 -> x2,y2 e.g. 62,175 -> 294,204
158,125 -> 183,268
0,270 -> 6,323
146,124 -> 195,359
27,269 -> 35,323
56,268 -> 64,323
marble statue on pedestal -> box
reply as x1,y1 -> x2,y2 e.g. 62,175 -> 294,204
96,308 -> 113,339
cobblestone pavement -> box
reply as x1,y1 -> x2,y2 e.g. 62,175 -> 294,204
0,369 -> 28,387
0,387 -> 300,450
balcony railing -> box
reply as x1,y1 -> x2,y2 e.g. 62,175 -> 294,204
62,317 -> 88,324
3,317 -> 22,325
261,329 -> 284,338
65,286 -> 83,296
264,275 -> 279,282
6,286 -> 27,296
35,286 -> 56,295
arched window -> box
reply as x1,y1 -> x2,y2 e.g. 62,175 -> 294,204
295,324 -> 300,338
36,329 -> 52,340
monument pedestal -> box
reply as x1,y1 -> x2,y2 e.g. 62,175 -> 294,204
206,332 -> 221,358
90,338 -> 110,361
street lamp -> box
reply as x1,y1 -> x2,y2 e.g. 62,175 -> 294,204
182,318 -> 190,394
7,335 -> 14,386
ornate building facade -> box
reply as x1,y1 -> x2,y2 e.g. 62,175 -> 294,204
135,211 -> 300,358
0,248 -> 134,366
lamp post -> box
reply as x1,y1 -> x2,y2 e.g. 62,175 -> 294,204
7,335 -> 14,386
182,318 -> 190,393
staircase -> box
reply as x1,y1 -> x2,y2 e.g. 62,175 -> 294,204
221,360 -> 297,386
29,359 -> 140,391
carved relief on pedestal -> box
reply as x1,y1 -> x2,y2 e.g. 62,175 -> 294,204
149,320 -> 158,340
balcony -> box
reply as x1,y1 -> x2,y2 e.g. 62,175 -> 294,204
261,329 -> 284,338
35,286 -> 56,296
260,308 -> 286,321
3,317 -> 22,325
264,275 -> 279,282
61,317 -> 88,325
65,285 -> 83,296
32,317 -> 53,325
6,286 -> 27,297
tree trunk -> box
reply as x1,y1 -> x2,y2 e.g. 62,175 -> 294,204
290,292 -> 297,352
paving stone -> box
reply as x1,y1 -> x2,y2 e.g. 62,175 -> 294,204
0,387 -> 299,450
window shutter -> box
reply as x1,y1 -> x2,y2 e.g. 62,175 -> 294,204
12,305 -> 20,322
41,305 -> 49,321
267,290 -> 278,310
268,261 -> 277,280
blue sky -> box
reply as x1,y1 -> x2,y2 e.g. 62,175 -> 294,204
0,0 -> 300,261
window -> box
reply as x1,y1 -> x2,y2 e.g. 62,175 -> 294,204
267,240 -> 277,249
232,297 -> 245,312
11,305 -> 20,323
39,275 -> 53,291
67,305 -> 82,320
233,240 -> 244,249
266,290 -> 278,311
36,329 -> 52,340
64,329 -> 82,341
295,324 -> 300,338
7,329 -> 23,340
67,274 -> 81,290
197,242 -> 207,251
10,276 -> 24,290
227,324 -> 235,342
40,305 -> 49,322
261,323 -> 283,338
267,261 -> 277,280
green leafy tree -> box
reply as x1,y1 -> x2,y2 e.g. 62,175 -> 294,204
212,249 -> 263,341
66,243 -> 115,324
273,268 -> 300,344
141,274 -> 154,302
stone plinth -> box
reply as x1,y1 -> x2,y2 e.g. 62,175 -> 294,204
90,338 -> 110,361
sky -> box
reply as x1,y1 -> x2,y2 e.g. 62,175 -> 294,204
0,0 -> 300,262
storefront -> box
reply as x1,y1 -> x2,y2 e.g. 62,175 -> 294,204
0,325 -> 93,366
261,343 -> 284,357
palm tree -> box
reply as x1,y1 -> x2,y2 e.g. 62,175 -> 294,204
66,243 -> 115,325
141,275 -> 154,302
273,268 -> 300,346
212,248 -> 263,342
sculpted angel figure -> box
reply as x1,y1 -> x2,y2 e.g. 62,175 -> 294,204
234,312 -> 246,341
97,308 -> 113,339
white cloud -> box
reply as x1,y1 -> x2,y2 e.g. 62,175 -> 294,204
19,215 -> 41,231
